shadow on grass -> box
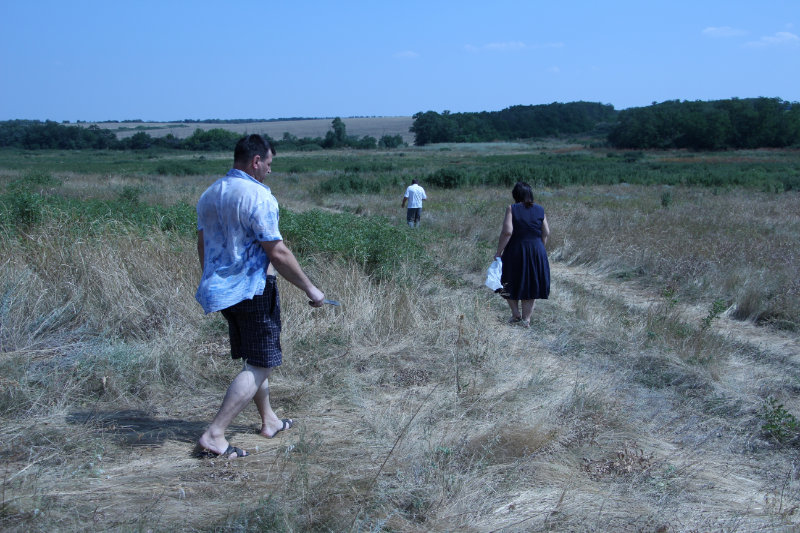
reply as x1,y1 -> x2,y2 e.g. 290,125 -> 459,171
65,409 -> 251,448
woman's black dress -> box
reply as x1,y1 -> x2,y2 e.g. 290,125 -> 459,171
501,203 -> 550,300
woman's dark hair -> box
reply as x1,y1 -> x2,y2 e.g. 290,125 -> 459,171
234,134 -> 276,165
511,182 -> 534,207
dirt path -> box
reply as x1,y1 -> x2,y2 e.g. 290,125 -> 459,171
552,262 -> 800,363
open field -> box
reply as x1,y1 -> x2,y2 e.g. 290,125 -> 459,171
72,117 -> 416,144
1,142 -> 800,531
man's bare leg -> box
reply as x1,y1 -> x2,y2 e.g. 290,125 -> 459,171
254,371 -> 292,438
198,362 -> 270,457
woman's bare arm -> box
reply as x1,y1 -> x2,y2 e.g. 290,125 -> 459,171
495,205 -> 513,258
541,215 -> 550,247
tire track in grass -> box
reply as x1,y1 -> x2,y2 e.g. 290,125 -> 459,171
551,262 -> 800,363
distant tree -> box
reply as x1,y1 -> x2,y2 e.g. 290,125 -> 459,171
181,128 -> 242,151
331,117 -> 347,143
321,117 -> 349,148
356,135 -> 377,149
128,131 -> 152,150
378,134 -> 404,148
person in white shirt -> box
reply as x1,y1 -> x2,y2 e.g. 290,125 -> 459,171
401,178 -> 427,228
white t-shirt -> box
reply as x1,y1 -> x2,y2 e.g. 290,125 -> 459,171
404,184 -> 427,209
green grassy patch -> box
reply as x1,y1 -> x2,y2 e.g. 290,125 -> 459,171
280,208 -> 428,278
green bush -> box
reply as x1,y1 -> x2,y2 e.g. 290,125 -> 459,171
119,186 -> 143,203
279,208 -> 426,278
660,190 -> 672,209
761,398 -> 800,444
343,162 -> 394,173
182,128 -> 241,151
298,144 -> 323,151
0,188 -> 197,235
356,135 -> 378,149
5,191 -> 43,225
378,134 -> 404,149
25,171 -> 62,187
484,164 -> 536,187
318,173 -> 397,194
427,168 -> 467,189
155,161 -> 202,176
1,177 -> 53,226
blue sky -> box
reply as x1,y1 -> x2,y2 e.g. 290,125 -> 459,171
1,0 -> 798,121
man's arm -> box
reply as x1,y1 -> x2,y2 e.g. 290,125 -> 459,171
197,230 -> 204,269
401,196 -> 407,208
260,239 -> 324,307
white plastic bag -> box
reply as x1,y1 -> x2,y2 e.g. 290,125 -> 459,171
485,258 -> 503,291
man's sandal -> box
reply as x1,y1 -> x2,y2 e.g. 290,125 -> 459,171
196,444 -> 248,459
265,419 -> 293,439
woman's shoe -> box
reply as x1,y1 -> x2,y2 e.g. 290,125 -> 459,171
509,316 -> 522,324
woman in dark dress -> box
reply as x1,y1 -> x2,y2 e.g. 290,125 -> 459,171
494,182 -> 550,327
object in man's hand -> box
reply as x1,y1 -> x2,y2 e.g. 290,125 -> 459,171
309,299 -> 341,306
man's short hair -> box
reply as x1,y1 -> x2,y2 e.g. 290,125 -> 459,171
411,178 -> 420,185
234,134 -> 276,165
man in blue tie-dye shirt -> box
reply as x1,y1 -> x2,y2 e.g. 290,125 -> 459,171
195,134 -> 324,459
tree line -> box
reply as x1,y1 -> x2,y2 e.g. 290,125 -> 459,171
409,101 -> 618,145
409,97 -> 800,150
608,97 -> 800,150
0,118 -> 406,152
6,97 -> 799,152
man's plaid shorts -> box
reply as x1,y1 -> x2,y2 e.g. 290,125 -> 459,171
219,276 -> 282,368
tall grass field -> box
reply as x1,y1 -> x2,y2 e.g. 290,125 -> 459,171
1,140 -> 799,532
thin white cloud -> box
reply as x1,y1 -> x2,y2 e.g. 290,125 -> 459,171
744,31 -> 799,47
590,66 -> 600,72
466,41 -> 563,52
393,51 -> 419,58
787,23 -> 794,29
702,26 -> 748,37
547,67 -> 561,74
484,42 -> 527,51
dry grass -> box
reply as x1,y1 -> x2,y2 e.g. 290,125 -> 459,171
1,146 -> 800,531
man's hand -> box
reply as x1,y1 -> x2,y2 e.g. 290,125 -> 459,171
307,287 -> 325,307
